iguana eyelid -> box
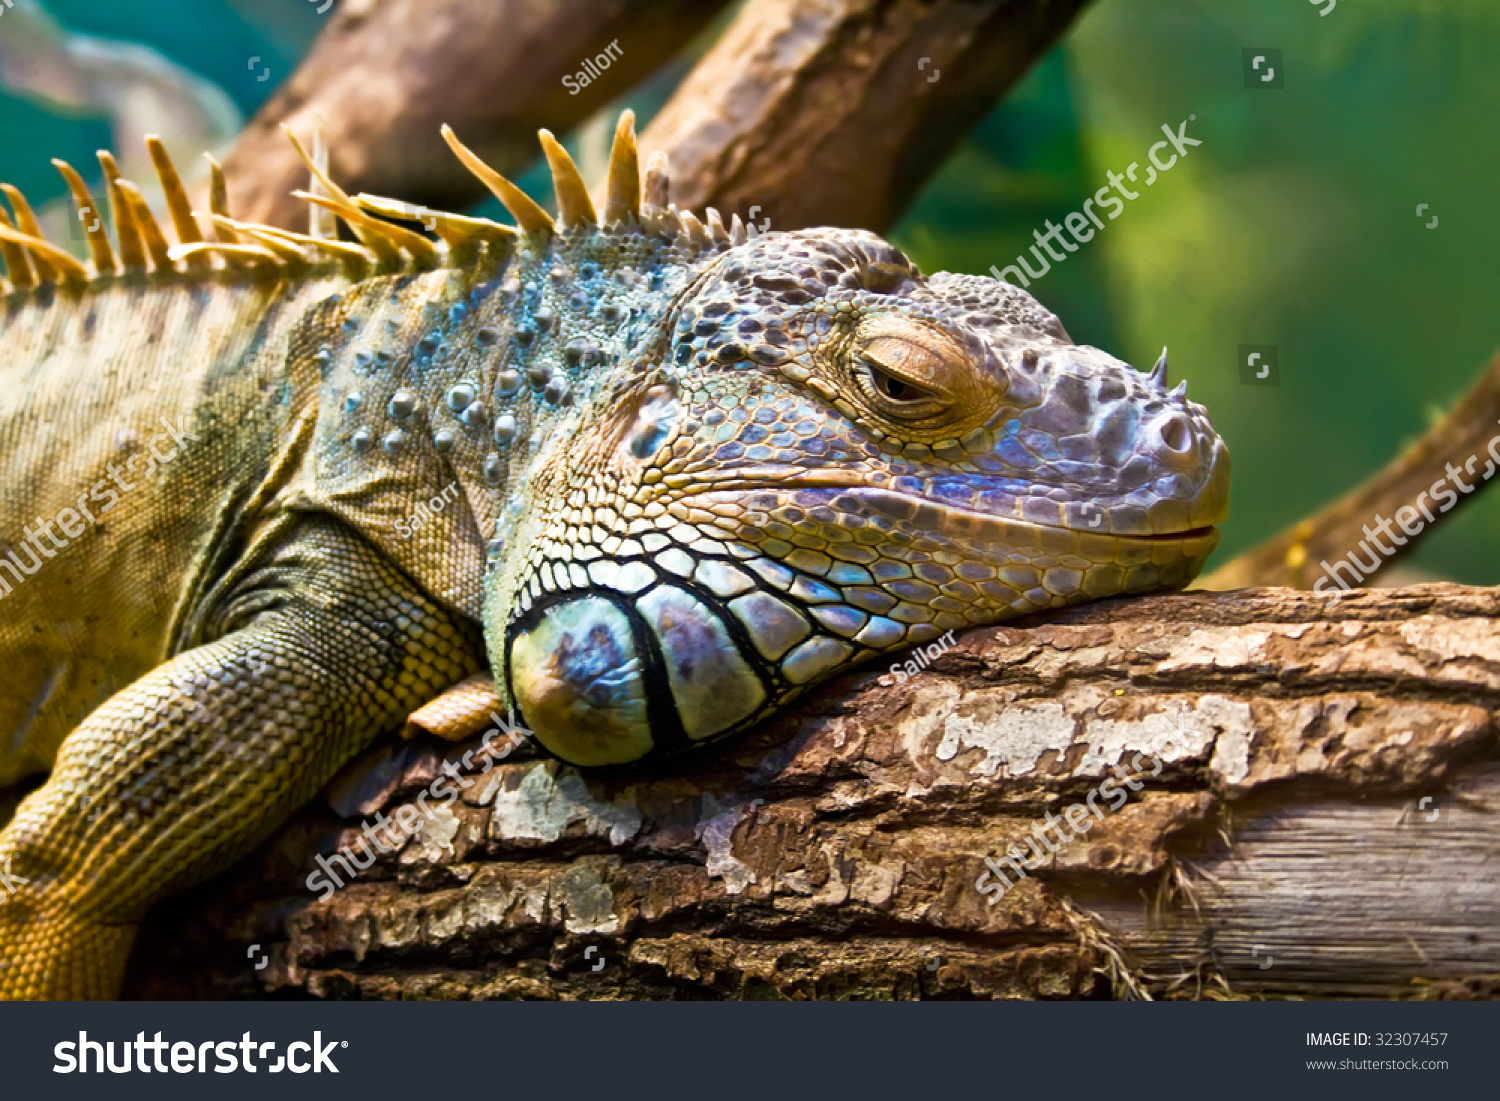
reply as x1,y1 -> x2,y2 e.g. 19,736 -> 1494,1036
856,355 -> 950,419
850,331 -> 967,423
859,334 -> 953,390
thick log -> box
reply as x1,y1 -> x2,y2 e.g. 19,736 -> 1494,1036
215,0 -> 728,231
124,583 -> 1500,1000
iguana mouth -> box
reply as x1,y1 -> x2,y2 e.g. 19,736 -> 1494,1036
679,471 -> 1220,547
824,487 -> 1222,551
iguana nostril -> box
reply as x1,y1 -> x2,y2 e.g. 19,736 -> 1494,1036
1151,412 -> 1196,467
1160,417 -> 1189,451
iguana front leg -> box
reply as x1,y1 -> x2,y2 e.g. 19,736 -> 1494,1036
0,517 -> 483,999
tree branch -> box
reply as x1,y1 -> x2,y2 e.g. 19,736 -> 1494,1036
1202,349 -> 1500,592
215,0 -> 1092,237
126,583 -> 1500,999
639,0 -> 1095,234
215,0 -> 729,231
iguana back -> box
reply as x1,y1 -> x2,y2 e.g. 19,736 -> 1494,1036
0,273 -> 346,785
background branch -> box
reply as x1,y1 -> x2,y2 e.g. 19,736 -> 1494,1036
215,0 -> 729,231
640,0 -> 1095,234
1203,349 -> 1500,591
216,0 -> 1093,236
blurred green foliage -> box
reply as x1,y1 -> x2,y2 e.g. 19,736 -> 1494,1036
3,0 -> 1496,579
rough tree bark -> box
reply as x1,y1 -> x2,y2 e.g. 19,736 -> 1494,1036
125,584 -> 1500,1000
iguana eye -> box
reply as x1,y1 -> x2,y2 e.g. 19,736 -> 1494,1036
856,335 -> 952,420
866,361 -> 919,401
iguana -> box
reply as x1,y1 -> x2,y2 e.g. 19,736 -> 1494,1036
0,111 -> 1228,999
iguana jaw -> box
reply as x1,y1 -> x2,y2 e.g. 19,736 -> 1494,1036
497,473 -> 1223,771
665,474 -> 1224,544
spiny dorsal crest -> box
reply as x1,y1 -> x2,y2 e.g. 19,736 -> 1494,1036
431,109 -> 745,251
0,133 -> 378,291
0,109 -> 741,299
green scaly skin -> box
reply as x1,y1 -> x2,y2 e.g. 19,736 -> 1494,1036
0,116 -> 1227,998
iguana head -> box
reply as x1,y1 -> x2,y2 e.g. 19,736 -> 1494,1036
487,151 -> 1227,766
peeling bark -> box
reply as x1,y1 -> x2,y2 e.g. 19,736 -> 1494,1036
126,584 -> 1500,1000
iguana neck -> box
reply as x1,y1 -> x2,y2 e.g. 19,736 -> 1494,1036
301,232 -> 719,619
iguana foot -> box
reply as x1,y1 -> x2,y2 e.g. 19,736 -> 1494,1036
401,674 -> 505,742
